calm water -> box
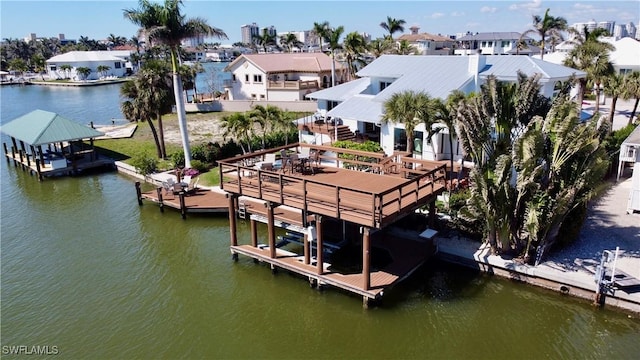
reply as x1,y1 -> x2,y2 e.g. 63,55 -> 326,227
1,77 -> 639,359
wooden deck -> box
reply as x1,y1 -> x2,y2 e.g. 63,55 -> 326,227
4,149 -> 115,179
231,231 -> 434,300
220,144 -> 446,229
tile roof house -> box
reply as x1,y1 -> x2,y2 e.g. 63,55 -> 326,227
455,32 -> 535,56
223,53 -> 345,101
46,51 -> 131,80
395,26 -> 454,55
305,54 -> 586,161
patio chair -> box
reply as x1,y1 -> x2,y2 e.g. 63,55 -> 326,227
185,176 -> 200,194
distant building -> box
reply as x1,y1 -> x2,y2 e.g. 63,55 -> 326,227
455,32 -> 534,56
614,22 -> 637,40
181,35 -> 205,48
395,26 -> 454,55
262,26 -> 277,38
570,20 -> 616,38
241,23 -> 260,45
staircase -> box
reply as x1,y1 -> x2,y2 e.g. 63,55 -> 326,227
333,125 -> 354,141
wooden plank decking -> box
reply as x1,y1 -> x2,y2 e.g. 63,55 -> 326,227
139,187 -> 229,214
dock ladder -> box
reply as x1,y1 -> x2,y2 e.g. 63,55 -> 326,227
238,200 -> 247,219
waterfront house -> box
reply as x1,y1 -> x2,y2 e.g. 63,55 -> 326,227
223,53 -> 344,101
395,26 -> 454,55
455,32 -> 535,56
46,51 -> 131,80
617,125 -> 640,213
305,54 -> 586,161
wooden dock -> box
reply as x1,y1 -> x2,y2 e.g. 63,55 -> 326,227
136,184 -> 229,218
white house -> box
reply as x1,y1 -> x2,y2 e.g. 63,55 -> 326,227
536,37 -> 640,74
306,54 -> 586,160
46,51 -> 130,80
616,125 -> 640,213
455,32 -> 535,56
223,53 -> 344,101
396,26 -> 454,55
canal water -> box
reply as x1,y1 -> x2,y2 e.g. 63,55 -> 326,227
1,74 -> 639,359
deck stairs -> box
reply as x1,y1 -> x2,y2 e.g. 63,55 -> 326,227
333,125 -> 355,142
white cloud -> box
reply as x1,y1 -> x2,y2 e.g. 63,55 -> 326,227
573,3 -> 594,11
431,12 -> 445,19
480,6 -> 497,13
509,0 -> 542,11
451,11 -> 465,17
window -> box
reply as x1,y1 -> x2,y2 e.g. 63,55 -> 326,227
380,81 -> 392,91
251,94 -> 257,99
481,41 -> 487,47
394,128 -> 407,151
245,74 -> 250,83
260,94 -> 265,100
49,65 -> 57,71
232,74 -> 237,82
253,74 -> 262,83
114,62 -> 121,69
502,41 -> 510,47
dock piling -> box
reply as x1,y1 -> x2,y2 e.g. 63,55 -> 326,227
135,182 -> 143,205
179,192 -> 186,219
157,187 -> 164,212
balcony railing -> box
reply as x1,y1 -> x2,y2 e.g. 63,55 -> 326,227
267,80 -> 318,90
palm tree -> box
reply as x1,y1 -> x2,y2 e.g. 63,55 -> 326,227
279,33 -> 303,53
381,90 -> 427,154
124,0 -> 227,169
342,32 -> 368,80
120,60 -> 173,158
604,73 -> 627,127
395,39 -> 418,55
253,28 -> 278,53
59,64 -> 72,79
75,67 -> 91,80
249,104 -> 282,149
220,112 -> 254,154
521,8 -> 567,60
432,91 -> 466,190
312,21 -> 330,52
368,38 -> 393,58
379,16 -> 406,40
96,65 -> 111,78
564,41 -> 613,108
325,25 -> 344,87
624,71 -> 640,125
184,61 -> 204,102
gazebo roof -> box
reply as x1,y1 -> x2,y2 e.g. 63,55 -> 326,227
1,109 -> 103,146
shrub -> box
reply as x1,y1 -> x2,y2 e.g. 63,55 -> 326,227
188,159 -> 208,174
169,151 -> 185,168
131,151 -> 158,175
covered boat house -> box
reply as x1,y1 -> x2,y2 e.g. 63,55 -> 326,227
2,109 -> 113,180
219,143 -> 447,306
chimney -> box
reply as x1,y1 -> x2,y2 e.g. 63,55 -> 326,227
468,53 -> 487,92
410,26 -> 420,35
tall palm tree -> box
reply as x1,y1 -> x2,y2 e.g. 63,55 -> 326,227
249,104 -> 282,149
379,16 -> 406,40
96,65 -> 111,78
604,73 -> 627,127
312,21 -> 330,52
120,59 -> 173,158
381,90 -> 427,154
432,90 -> 466,190
76,67 -> 91,80
624,71 -> 640,125
124,0 -> 227,169
325,25 -> 344,87
395,39 -> 418,55
521,8 -> 567,60
59,64 -> 72,79
342,32 -> 368,80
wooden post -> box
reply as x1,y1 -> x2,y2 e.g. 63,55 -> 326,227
135,182 -> 143,205
11,138 -> 18,166
227,194 -> 238,260
362,227 -> 371,291
179,191 -> 186,219
31,145 -> 42,181
316,215 -> 324,275
156,187 -> 164,212
429,200 -> 436,228
3,143 -> 8,163
267,201 -> 276,259
250,218 -> 258,247
303,231 -> 310,265
37,145 -> 45,167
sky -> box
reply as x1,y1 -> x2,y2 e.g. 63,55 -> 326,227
1,0 -> 639,44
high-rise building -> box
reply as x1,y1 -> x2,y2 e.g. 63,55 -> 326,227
241,23 -> 259,45
625,22 -> 637,39
262,26 -> 277,38
570,19 -> 615,38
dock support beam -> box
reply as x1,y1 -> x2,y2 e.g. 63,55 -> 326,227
316,215 -> 324,275
429,200 -> 436,228
135,182 -> 143,205
156,187 -> 164,212
267,201 -> 276,259
362,227 -> 371,291
250,219 -> 258,248
303,231 -> 310,265
227,194 -> 238,261
178,191 -> 186,219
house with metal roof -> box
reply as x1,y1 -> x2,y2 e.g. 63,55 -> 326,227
616,125 -> 640,213
46,51 -> 132,80
305,54 -> 586,161
455,32 -> 535,56
222,53 -> 345,101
